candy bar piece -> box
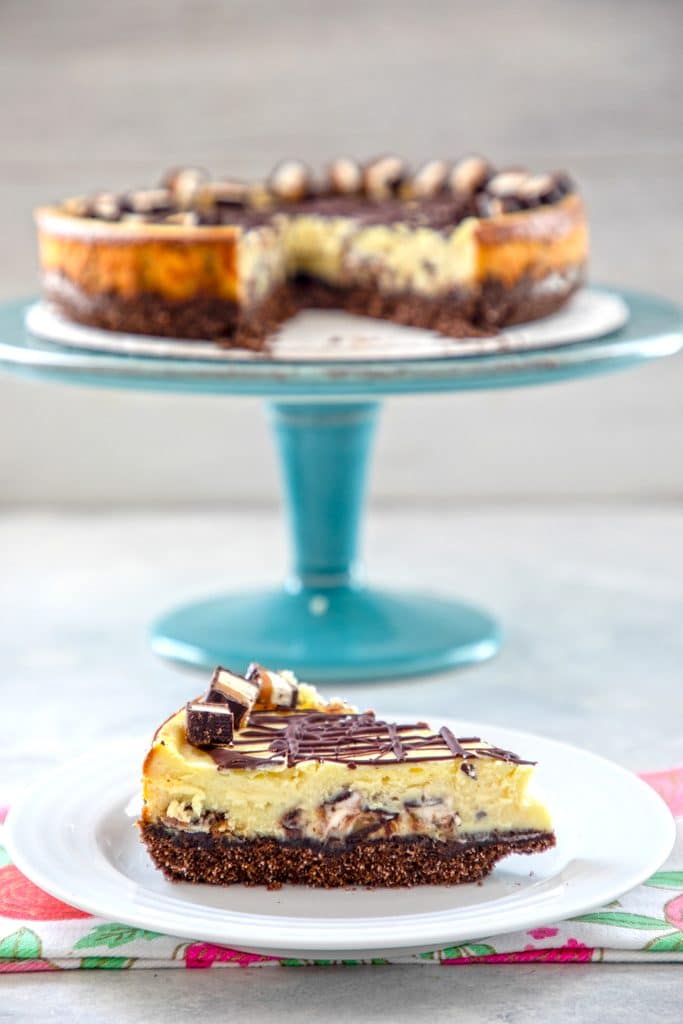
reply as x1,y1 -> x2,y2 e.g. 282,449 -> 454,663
363,155 -> 408,199
247,663 -> 299,710
163,210 -> 199,226
268,160 -> 314,202
408,159 -> 451,199
327,157 -> 363,195
198,179 -> 249,207
91,192 -> 121,221
449,155 -> 490,196
124,188 -> 172,215
162,167 -> 209,208
186,701 -> 234,747
206,666 -> 260,729
486,170 -> 530,198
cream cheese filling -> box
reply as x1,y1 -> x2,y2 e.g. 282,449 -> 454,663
237,222 -> 287,306
342,219 -> 478,297
279,214 -> 358,284
272,213 -> 479,297
143,708 -> 553,843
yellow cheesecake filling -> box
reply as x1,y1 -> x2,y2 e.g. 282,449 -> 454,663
280,214 -> 358,284
37,194 -> 587,308
142,688 -> 552,846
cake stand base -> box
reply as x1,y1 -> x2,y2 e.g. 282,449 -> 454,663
151,584 -> 500,682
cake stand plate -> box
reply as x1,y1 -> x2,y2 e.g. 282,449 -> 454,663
0,287 -> 681,681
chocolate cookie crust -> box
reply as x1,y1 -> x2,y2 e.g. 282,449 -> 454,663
44,273 -> 295,348
289,269 -> 583,336
44,267 -> 581,346
140,822 -> 555,889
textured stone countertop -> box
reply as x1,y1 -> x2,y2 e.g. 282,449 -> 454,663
1,507 -> 682,1021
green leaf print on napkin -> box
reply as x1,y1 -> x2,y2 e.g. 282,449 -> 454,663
646,933 -> 683,953
0,927 -> 42,960
571,911 -> 667,929
80,956 -> 134,969
645,871 -> 683,890
438,943 -> 496,959
0,844 -> 11,869
74,923 -> 162,950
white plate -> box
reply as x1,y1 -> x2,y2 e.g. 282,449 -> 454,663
25,287 -> 629,363
4,719 -> 674,959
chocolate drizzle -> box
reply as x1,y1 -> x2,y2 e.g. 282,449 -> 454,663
207,709 -> 534,771
439,726 -> 468,757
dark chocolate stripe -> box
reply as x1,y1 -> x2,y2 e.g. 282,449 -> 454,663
439,726 -> 468,758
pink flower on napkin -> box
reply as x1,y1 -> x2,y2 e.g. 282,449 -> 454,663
0,866 -> 91,921
185,942 -> 276,969
0,960 -> 59,973
640,766 -> 683,817
664,894 -> 683,931
442,940 -> 594,965
527,927 -> 559,939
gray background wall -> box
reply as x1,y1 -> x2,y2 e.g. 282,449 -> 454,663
1,0 -> 681,506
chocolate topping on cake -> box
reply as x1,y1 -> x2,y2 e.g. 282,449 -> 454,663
207,709 -> 535,770
57,157 -> 574,226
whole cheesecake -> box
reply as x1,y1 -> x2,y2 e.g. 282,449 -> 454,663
140,665 -> 555,888
36,156 -> 589,350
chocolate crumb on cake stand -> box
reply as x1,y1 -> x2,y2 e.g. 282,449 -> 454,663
0,155 -> 681,679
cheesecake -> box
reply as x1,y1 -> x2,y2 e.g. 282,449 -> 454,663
36,155 -> 588,350
140,665 -> 555,888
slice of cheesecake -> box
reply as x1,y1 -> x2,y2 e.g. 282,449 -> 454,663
140,667 -> 555,888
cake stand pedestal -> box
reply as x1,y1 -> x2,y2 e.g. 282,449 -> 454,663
155,401 -> 498,679
1,288 -> 680,681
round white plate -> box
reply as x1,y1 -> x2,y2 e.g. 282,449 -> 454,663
4,719 -> 673,959
25,287 -> 628,363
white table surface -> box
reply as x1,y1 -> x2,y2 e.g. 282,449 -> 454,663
1,506 -> 682,1021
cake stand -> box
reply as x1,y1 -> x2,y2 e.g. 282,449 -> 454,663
0,288 -> 680,681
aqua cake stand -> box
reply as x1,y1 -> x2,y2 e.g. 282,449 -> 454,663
0,288 -> 681,681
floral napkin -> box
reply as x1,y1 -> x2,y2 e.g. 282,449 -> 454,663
1,766 -> 681,971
